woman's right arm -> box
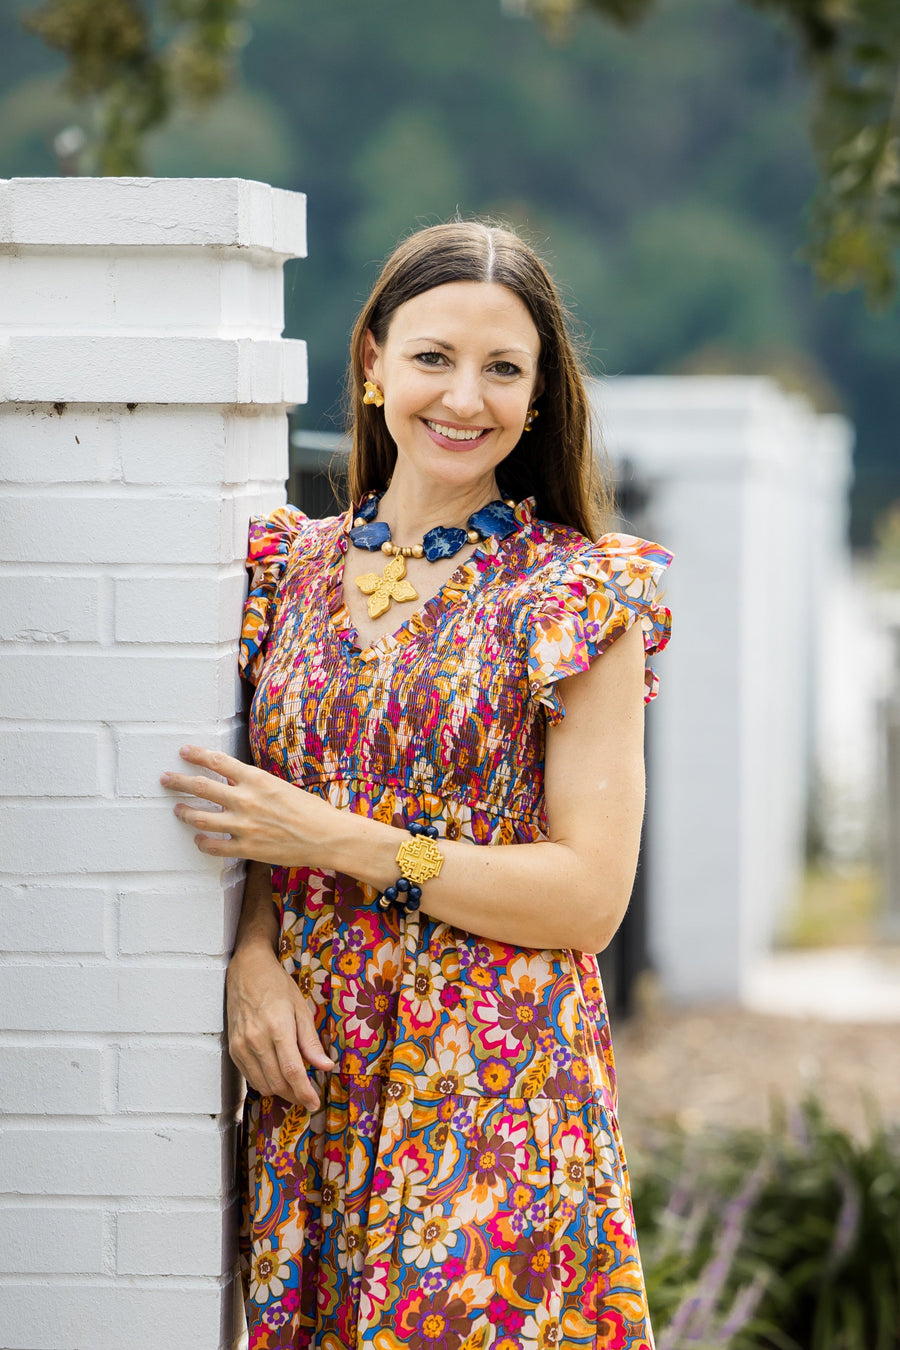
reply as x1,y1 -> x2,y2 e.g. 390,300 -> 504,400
225,859 -> 334,1111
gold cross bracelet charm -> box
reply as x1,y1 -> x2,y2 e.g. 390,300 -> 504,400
395,835 -> 445,884
354,552 -> 418,619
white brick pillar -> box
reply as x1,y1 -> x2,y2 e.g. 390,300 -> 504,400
0,177 -> 306,1350
595,376 -> 854,1003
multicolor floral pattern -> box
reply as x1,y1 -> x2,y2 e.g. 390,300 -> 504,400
237,494 -> 672,1350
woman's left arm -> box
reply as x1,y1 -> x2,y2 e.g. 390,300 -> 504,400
162,621 -> 647,952
394,617 -> 648,952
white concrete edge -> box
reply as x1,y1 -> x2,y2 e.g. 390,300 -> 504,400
743,946 -> 900,1022
0,179 -> 307,257
0,336 -> 308,405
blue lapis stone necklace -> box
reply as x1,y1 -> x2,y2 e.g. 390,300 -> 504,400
349,489 -> 520,620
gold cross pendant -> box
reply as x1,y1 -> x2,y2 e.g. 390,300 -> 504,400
355,552 -> 418,619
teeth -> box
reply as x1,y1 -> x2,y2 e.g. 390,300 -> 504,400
426,421 -> 486,442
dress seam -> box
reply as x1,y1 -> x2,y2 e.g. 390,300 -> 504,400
298,775 -> 547,827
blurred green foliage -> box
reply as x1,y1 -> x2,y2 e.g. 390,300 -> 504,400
18,0 -> 251,173
521,0 -> 900,306
4,0 -> 900,539
631,1097 -> 900,1348
784,0 -> 900,311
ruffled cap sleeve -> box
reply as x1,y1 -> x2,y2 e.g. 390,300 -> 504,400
526,534 -> 672,726
239,505 -> 310,684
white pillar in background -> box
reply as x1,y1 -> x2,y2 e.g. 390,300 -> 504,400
595,376 -> 854,1003
806,415 -> 870,864
0,177 -> 305,1350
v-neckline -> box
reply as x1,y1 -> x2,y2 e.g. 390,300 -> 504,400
324,494 -> 535,661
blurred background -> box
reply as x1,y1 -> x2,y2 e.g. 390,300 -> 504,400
3,0 -> 899,540
3,0 -> 900,1341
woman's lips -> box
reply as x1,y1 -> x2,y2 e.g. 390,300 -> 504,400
421,418 -> 493,450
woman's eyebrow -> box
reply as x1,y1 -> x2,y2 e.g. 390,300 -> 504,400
404,336 -> 534,358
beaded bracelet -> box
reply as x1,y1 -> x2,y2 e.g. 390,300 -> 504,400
376,822 -> 444,914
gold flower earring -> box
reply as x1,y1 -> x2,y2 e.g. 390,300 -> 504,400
523,406 -> 539,432
363,380 -> 385,407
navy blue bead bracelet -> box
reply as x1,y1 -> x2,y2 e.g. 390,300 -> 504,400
376,822 -> 443,914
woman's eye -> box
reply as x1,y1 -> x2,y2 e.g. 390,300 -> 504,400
416,350 -> 446,366
491,361 -> 521,377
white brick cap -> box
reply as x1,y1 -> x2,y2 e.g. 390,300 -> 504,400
0,335 -> 308,405
0,176 -> 307,255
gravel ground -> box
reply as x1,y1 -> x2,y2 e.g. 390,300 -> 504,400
611,1000 -> 900,1148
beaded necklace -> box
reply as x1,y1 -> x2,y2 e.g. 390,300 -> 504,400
348,489 -> 520,619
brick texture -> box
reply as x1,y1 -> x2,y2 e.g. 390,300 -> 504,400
0,176 -> 304,1350
0,1207 -> 106,1275
0,882 -> 108,953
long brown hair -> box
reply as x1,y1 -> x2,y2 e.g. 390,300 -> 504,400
344,220 -> 613,540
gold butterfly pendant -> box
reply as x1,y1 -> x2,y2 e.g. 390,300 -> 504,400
354,551 -> 419,619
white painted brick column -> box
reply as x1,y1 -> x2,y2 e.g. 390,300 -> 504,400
0,177 -> 306,1350
595,376 -> 854,1002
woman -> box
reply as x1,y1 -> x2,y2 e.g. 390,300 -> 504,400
162,221 -> 671,1350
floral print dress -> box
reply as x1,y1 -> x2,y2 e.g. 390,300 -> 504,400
237,493 -> 672,1350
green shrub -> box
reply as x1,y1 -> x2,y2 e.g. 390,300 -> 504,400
630,1097 -> 900,1349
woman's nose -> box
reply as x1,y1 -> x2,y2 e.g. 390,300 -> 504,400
442,370 -> 484,421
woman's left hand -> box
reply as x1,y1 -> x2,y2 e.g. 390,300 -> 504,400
161,745 -> 337,868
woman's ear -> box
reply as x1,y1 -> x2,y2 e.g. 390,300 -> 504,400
362,329 -> 381,383
533,370 -> 545,400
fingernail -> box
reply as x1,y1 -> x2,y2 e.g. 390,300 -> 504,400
180,745 -> 192,756
160,773 -> 171,786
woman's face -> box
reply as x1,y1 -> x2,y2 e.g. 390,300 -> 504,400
364,280 -> 542,491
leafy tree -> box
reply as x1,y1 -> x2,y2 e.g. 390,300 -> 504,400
19,0 -> 251,173
513,0 -> 900,307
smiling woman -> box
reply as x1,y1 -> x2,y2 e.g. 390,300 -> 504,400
162,220 -> 672,1350
366,282 -> 541,471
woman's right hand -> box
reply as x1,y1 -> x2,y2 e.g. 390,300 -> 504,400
225,942 -> 334,1112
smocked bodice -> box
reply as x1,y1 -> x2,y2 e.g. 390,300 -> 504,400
240,496 -> 672,830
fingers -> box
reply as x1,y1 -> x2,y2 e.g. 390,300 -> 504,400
178,744 -> 248,783
162,749 -> 257,858
231,1046 -> 284,1101
272,1035 -> 322,1113
163,749 -> 317,869
170,799 -> 242,857
173,802 -> 230,831
162,773 -> 241,855
293,1000 -> 336,1074
240,1026 -> 320,1111
230,1024 -> 318,1109
226,970 -> 330,1110
160,745 -> 251,800
160,772 -> 231,806
194,832 -> 242,857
